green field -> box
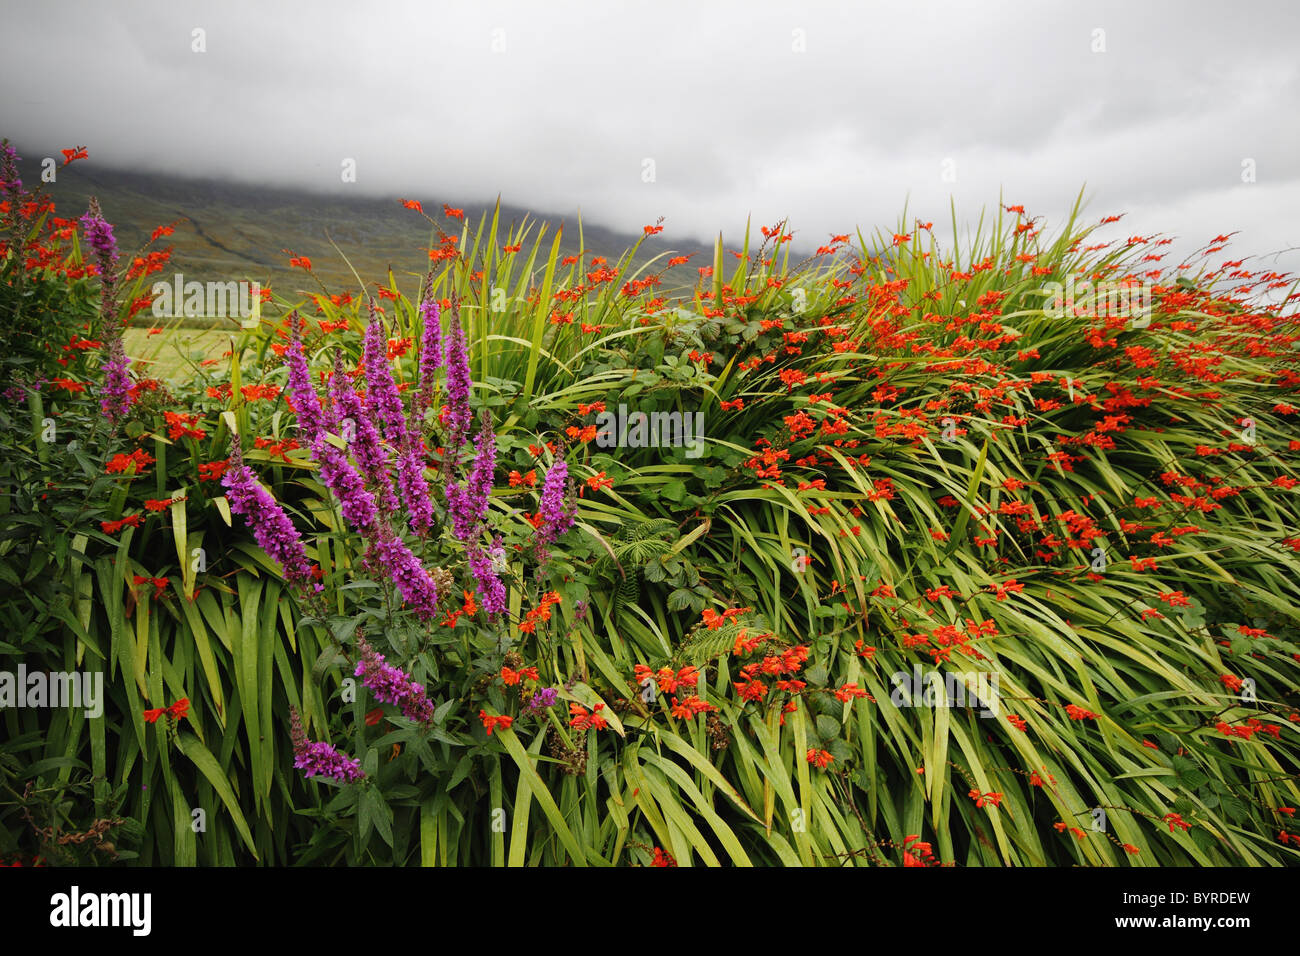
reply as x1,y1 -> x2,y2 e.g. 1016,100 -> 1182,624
122,324 -> 234,382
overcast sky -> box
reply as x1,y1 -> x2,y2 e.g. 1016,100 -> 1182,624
3,0 -> 1298,276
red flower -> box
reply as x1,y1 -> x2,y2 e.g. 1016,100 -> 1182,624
988,578 -> 1025,601
164,411 -> 207,441
834,682 -> 868,703
650,847 -> 677,867
105,449 -> 155,475
568,702 -> 608,732
806,748 -> 834,769
479,710 -> 513,735
101,514 -> 144,534
501,664 -> 539,686
144,698 -> 187,723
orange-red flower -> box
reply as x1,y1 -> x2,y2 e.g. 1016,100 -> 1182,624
568,702 -> 607,732
105,449 -> 155,474
501,665 -> 540,686
144,698 -> 188,723
834,682 -> 868,703
479,710 -> 513,735
101,514 -> 144,534
806,748 -> 834,769
650,847 -> 677,866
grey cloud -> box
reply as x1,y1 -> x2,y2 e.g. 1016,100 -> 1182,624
1,0 -> 1296,271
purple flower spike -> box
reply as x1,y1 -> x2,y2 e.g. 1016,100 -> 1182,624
466,416 -> 496,520
81,198 -> 130,423
370,522 -> 441,620
330,350 -> 399,515
100,336 -> 132,423
396,436 -> 434,536
536,455 -> 575,546
466,543 -> 507,617
363,301 -> 409,447
222,436 -> 316,587
444,415 -> 496,543
290,708 -> 364,782
0,142 -> 23,199
314,435 -> 379,532
285,321 -> 327,447
416,288 -> 442,418
444,482 -> 476,543
442,301 -> 472,455
525,687 -> 559,714
353,636 -> 435,725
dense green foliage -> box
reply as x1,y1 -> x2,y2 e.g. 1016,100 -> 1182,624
2,176 -> 1299,866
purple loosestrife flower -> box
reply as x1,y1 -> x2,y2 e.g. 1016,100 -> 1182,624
536,455 -> 575,546
290,708 -> 364,782
442,301 -> 472,457
352,635 -> 408,704
396,436 -> 434,536
416,289 -> 442,418
444,482 -> 476,543
79,199 -> 119,271
525,687 -> 559,714
370,522 -> 441,620
466,415 -> 497,519
0,142 -> 22,199
320,390 -> 337,432
284,322 -> 327,447
222,435 -> 316,587
81,198 -> 130,422
295,741 -> 365,782
80,199 -> 120,328
466,542 -> 508,616
330,351 -> 399,515
353,636 -> 434,725
444,415 -> 496,542
314,436 -> 379,532
100,335 -> 132,423
363,301 -> 409,447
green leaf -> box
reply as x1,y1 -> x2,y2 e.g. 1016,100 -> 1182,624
176,732 -> 258,859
